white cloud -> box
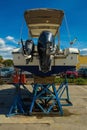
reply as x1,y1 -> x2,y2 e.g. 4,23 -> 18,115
0,46 -> 13,52
6,36 -> 14,41
80,48 -> 87,51
0,45 -> 14,59
80,48 -> 87,55
6,36 -> 17,44
0,36 -> 18,59
0,38 -> 5,47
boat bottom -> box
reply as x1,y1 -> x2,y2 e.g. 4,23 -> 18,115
14,65 -> 76,76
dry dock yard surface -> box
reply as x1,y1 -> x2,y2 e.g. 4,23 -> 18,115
0,84 -> 87,130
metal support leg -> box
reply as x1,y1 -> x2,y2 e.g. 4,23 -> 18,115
57,78 -> 72,106
52,84 -> 63,115
6,94 -> 25,117
29,84 -> 38,114
6,84 -> 25,117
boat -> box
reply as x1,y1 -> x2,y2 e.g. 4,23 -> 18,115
12,8 -> 79,76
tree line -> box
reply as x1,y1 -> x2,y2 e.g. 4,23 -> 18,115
0,55 -> 13,67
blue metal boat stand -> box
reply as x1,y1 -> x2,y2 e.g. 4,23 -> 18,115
29,83 -> 63,115
29,78 -> 72,115
6,69 -> 28,117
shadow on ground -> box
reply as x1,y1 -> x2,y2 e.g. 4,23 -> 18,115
0,85 -> 74,117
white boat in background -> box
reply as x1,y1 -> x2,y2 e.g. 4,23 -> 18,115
12,8 -> 79,76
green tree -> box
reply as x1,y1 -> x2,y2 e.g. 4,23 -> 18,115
0,55 -> 3,63
3,59 -> 13,67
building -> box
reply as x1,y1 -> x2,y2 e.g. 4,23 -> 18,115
77,55 -> 87,69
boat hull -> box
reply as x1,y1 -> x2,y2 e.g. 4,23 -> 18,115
14,65 -> 76,76
12,47 -> 79,76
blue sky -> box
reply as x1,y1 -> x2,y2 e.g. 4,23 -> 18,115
0,0 -> 87,59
